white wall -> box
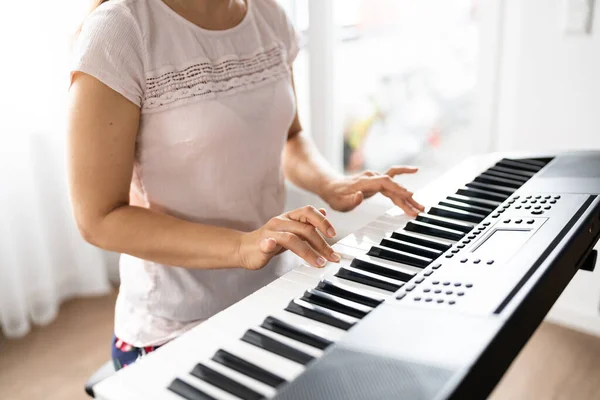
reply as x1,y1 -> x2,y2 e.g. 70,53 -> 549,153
495,0 -> 600,152
489,0 -> 600,335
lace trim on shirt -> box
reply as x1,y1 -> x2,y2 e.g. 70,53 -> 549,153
144,46 -> 289,110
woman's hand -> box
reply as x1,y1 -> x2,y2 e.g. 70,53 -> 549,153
320,166 -> 426,216
237,206 -> 341,271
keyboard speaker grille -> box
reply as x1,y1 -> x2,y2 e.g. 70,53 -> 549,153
272,346 -> 456,400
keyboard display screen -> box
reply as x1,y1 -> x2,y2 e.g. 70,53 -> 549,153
472,229 -> 530,261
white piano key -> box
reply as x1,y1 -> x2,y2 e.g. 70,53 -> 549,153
203,359 -> 278,398
331,243 -> 365,259
366,221 -> 396,235
375,214 -> 412,228
279,270 -> 320,287
363,223 -> 394,237
317,276 -> 389,302
221,339 -> 305,382
355,254 -> 424,275
94,374 -> 159,400
271,308 -> 345,342
338,233 -> 378,249
393,230 -> 456,247
350,227 -> 387,245
169,374 -> 242,400
252,326 -> 324,358
267,276 -> 310,297
293,263 -> 336,279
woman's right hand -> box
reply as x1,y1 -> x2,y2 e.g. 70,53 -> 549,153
237,206 -> 342,270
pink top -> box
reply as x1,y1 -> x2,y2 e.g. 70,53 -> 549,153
71,0 -> 300,346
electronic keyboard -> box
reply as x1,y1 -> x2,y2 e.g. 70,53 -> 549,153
94,151 -> 600,400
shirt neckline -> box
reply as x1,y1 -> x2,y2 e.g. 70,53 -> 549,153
153,0 -> 252,36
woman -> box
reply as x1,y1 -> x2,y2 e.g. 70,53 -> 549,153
67,0 -> 424,369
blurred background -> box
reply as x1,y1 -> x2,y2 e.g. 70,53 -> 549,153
1,0 -> 599,399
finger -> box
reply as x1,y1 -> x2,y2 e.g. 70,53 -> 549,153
287,205 -> 337,238
406,194 -> 425,212
318,208 -> 327,216
272,219 -> 340,262
382,190 -> 420,217
385,166 -> 419,177
274,232 -> 328,268
351,175 -> 407,197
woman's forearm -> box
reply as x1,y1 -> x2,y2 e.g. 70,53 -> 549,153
82,205 -> 243,269
283,130 -> 342,197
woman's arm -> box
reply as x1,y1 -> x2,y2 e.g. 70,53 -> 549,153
283,74 -> 425,216
67,73 -> 339,270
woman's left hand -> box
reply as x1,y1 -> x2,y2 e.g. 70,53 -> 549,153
320,166 -> 426,216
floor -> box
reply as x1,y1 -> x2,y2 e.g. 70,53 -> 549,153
1,292 -> 600,400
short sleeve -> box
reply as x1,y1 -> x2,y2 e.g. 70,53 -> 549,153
282,11 -> 301,64
261,0 -> 301,65
71,3 -> 145,107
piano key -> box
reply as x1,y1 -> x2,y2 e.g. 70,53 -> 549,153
338,232 -> 379,248
349,227 -> 388,245
456,186 -> 508,202
390,230 -> 453,251
252,326 -> 323,359
316,279 -> 385,307
512,158 -> 548,168
172,377 -> 241,400
212,349 -> 286,388
428,205 -> 485,224
438,199 -> 493,215
379,237 -> 442,259
280,270 -> 320,288
366,245 -> 432,269
332,242 -> 366,259
168,378 -> 216,400
190,363 -> 264,400
269,308 -> 346,342
301,288 -> 372,319
285,299 -> 358,331
323,274 -> 395,298
488,165 -> 536,178
497,158 -> 543,173
203,359 -> 277,399
222,340 -> 305,382
367,221 -> 397,233
336,265 -> 403,293
241,329 -> 315,365
445,194 -> 501,209
351,255 -> 421,280
405,220 -> 465,241
416,213 -> 474,233
483,168 -> 529,183
261,316 -> 333,350
475,173 -> 523,189
465,181 -> 515,195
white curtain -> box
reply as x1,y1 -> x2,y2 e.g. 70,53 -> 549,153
0,1 -> 112,338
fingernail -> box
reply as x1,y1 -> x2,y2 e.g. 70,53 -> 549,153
327,228 -> 336,237
317,257 -> 327,267
331,252 -> 341,262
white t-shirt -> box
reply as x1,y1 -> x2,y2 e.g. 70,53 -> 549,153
71,0 -> 300,346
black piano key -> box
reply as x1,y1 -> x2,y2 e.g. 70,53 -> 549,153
241,328 -> 315,364
301,289 -> 371,319
465,181 -> 515,195
482,168 -> 529,183
429,205 -> 485,224
446,194 -> 501,210
261,316 -> 333,351
439,199 -> 493,215
316,279 -> 384,308
351,256 -> 419,280
391,231 -> 452,251
405,220 -> 465,241
474,173 -> 522,189
285,299 -> 356,331
456,187 -> 508,202
212,349 -> 286,388
190,363 -> 264,400
168,378 -> 217,400
366,246 -> 431,269
379,237 -> 442,259
416,213 -> 474,233
488,165 -> 535,178
513,158 -> 548,168
335,266 -> 403,292
497,158 -> 543,173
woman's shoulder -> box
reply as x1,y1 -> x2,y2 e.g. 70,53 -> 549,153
82,0 -> 144,36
